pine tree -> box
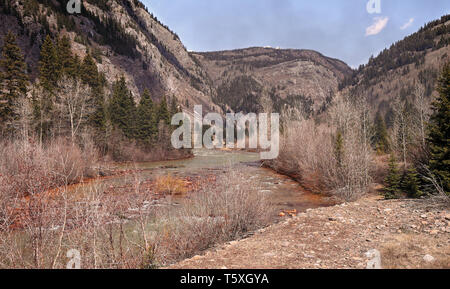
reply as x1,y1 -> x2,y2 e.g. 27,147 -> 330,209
109,77 -> 136,138
0,31 -> 28,131
56,36 -> 77,78
170,96 -> 178,116
334,131 -> 344,168
80,54 -> 106,131
80,54 -> 99,88
384,154 -> 402,199
136,89 -> 157,145
157,96 -> 170,125
427,63 -> 450,194
373,112 -> 390,154
401,168 -> 423,198
39,35 -> 60,92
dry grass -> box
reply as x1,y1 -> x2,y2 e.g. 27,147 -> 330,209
154,174 -> 188,196
380,233 -> 450,269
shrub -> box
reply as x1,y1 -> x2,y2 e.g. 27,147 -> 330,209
150,170 -> 273,266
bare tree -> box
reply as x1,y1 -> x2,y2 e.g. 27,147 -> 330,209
412,83 -> 431,148
56,77 -> 92,144
392,97 -> 410,168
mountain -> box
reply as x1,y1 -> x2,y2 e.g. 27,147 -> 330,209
341,15 -> 450,122
0,0 -> 220,111
191,47 -> 353,114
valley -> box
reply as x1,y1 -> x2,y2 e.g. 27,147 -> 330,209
0,0 -> 449,270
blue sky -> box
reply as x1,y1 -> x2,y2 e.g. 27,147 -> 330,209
142,0 -> 449,67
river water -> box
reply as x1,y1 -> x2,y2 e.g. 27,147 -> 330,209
103,149 -> 333,216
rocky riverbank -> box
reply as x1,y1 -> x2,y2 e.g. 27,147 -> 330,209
169,196 -> 450,269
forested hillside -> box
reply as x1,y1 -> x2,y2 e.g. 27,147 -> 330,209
341,15 -> 450,120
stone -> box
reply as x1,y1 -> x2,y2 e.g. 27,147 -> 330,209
423,254 -> 435,263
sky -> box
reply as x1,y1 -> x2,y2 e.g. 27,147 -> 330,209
142,0 -> 449,68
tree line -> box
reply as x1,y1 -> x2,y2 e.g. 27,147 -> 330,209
370,64 -> 450,198
0,31 -> 180,160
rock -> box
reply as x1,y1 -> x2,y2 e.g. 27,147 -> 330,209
430,230 -> 439,235
423,254 -> 435,263
445,214 -> 450,221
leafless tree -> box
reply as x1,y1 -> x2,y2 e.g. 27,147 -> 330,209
56,77 -> 92,144
392,97 -> 410,168
412,83 -> 431,148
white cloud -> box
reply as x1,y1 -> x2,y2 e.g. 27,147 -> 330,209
400,18 -> 415,30
365,17 -> 389,36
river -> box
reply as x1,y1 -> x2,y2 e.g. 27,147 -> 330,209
80,149 -> 333,217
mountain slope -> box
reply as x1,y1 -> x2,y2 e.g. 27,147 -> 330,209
341,15 -> 450,121
0,0 -> 219,111
191,47 -> 353,114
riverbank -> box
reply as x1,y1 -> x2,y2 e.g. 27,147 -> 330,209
169,195 -> 450,269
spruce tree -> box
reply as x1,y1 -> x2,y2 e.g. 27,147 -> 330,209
384,154 -> 402,199
0,31 -> 28,130
136,88 -> 157,145
56,35 -> 76,78
157,96 -> 170,125
170,96 -> 178,116
401,168 -> 423,198
39,35 -> 59,92
373,112 -> 390,154
109,77 -> 136,138
334,131 -> 344,168
80,54 -> 99,88
80,54 -> 106,131
427,63 -> 450,194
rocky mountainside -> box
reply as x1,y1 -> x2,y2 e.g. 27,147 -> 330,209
341,15 -> 450,121
0,0 -> 220,111
192,47 -> 353,114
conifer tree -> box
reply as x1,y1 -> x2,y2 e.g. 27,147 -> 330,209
157,96 -> 170,125
384,154 -> 402,199
401,168 -> 423,198
334,131 -> 344,168
39,35 -> 59,92
80,54 -> 99,88
80,54 -> 106,131
373,112 -> 390,154
170,96 -> 178,116
56,35 -> 76,78
109,77 -> 136,138
0,31 -> 28,131
136,89 -> 157,145
427,63 -> 450,194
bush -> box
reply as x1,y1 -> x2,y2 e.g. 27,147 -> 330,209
150,170 -> 273,266
0,138 -> 99,197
